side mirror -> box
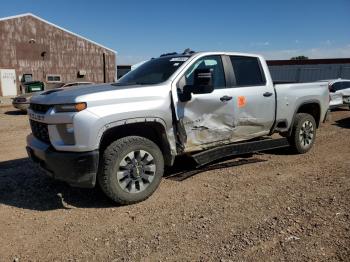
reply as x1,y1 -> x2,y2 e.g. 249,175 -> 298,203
192,68 -> 214,94
177,68 -> 215,102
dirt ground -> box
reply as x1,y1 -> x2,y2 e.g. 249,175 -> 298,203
0,106 -> 349,262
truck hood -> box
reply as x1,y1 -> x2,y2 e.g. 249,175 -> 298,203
30,83 -> 170,106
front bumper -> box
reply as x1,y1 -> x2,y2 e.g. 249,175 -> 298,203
26,135 -> 99,188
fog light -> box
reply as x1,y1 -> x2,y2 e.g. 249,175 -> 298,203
66,124 -> 74,133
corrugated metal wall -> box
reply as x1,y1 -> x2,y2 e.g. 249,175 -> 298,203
269,64 -> 350,83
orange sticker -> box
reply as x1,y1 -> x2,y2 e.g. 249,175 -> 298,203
238,96 -> 246,108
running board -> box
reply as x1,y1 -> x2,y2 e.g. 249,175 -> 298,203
192,138 -> 290,167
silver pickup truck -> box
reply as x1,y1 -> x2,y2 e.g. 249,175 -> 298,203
26,51 -> 329,204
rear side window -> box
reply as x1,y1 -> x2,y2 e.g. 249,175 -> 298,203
230,56 -> 266,86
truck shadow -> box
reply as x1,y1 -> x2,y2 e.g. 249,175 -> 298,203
4,110 -> 27,115
261,147 -> 295,155
0,158 -> 116,211
0,153 -> 270,211
333,117 -> 350,129
164,154 -> 266,181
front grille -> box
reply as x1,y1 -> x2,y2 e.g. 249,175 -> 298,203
30,120 -> 50,144
29,103 -> 52,113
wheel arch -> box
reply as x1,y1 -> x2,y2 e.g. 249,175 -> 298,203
98,118 -> 174,166
289,100 -> 321,135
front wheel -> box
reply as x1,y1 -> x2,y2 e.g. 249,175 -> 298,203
98,136 -> 164,205
288,113 -> 317,154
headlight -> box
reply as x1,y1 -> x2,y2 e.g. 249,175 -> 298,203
54,102 -> 87,112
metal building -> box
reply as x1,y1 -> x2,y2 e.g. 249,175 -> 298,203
0,13 -> 116,96
267,58 -> 350,83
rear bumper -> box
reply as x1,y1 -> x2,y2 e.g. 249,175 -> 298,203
26,134 -> 99,188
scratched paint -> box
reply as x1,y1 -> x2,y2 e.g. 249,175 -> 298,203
176,94 -> 268,153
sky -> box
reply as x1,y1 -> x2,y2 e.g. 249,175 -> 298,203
1,0 -> 350,64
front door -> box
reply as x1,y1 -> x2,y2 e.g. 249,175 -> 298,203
174,55 -> 236,152
0,69 -> 17,96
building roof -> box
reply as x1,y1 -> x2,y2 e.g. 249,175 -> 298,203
0,13 -> 117,54
267,58 -> 350,66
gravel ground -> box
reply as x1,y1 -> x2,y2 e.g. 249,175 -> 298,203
0,106 -> 349,261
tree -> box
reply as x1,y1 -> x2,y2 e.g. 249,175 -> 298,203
290,55 -> 309,60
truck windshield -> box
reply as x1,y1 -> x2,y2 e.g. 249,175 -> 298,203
115,56 -> 189,85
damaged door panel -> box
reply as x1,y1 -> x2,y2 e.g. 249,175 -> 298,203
178,92 -> 236,151
227,86 -> 275,142
174,55 -> 236,152
225,55 -> 276,142
173,54 -> 276,152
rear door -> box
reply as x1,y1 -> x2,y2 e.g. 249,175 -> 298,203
226,55 -> 275,139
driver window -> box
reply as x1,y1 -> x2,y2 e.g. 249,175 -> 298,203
185,55 -> 226,88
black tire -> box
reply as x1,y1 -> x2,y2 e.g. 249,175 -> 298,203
288,113 -> 317,154
98,136 -> 164,205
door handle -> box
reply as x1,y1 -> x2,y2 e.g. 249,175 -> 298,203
263,92 -> 273,97
220,95 -> 233,102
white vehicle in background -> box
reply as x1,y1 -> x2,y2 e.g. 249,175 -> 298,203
320,79 -> 350,109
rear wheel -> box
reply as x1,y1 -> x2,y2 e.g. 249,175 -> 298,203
288,113 -> 316,154
98,136 -> 164,205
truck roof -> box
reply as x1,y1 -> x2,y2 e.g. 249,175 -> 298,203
158,50 -> 263,59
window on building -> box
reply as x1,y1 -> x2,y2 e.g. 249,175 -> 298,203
230,56 -> 266,86
46,75 -> 62,83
